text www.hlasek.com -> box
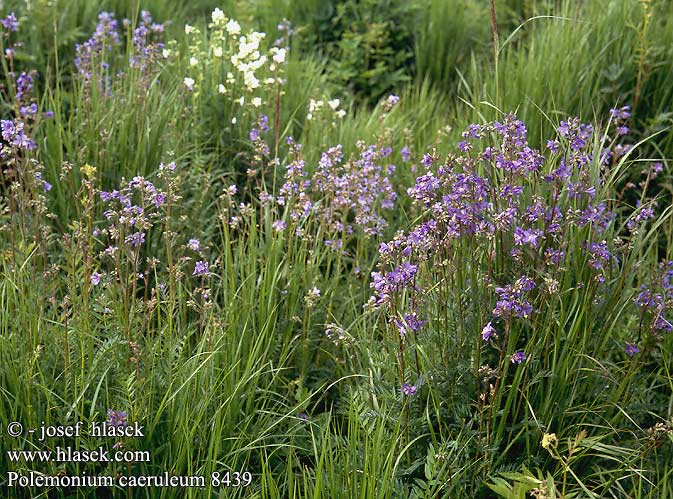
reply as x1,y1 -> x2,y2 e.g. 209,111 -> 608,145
7,447 -> 150,463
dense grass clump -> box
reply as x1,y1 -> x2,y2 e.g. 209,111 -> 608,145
1,1 -> 672,498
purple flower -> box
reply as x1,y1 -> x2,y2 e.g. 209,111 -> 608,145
310,141 -> 396,235
514,227 -> 543,248
546,140 -> 559,153
492,277 -> 535,319
421,153 -> 434,168
160,161 -> 177,171
458,141 -> 472,152
395,312 -> 427,336
386,94 -> 400,106
91,272 -> 101,286
462,123 -> 483,139
107,409 -> 128,428
635,286 -> 659,308
188,238 -> 200,251
16,72 -> 34,102
407,172 -> 440,203
481,322 -> 497,341
625,342 -> 640,357
654,315 -> 672,333
324,239 -> 343,251
75,12 -> 121,84
587,241 -> 611,270
19,103 -> 38,116
401,146 -> 411,162
577,203 -> 614,233
153,193 -> 165,207
609,106 -> 631,120
1,12 -> 18,32
397,261 -> 418,283
127,231 -> 145,248
516,276 -> 536,292
401,383 -> 417,396
557,121 -> 570,137
544,248 -> 564,265
258,115 -> 270,132
510,351 -> 527,364
2,118 -> 37,151
272,220 -> 286,232
193,260 -> 209,276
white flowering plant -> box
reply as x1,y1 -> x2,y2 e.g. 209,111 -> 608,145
169,8 -> 289,152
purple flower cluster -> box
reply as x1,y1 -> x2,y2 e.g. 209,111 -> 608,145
75,11 -> 166,92
514,227 -> 543,249
128,11 -> 167,73
15,71 -> 35,103
193,261 -> 209,276
627,201 -> 656,233
493,276 -> 535,319
278,138 -> 313,220
34,172 -> 52,192
368,110 -> 662,374
93,164 -> 214,293
126,231 -> 146,247
273,18 -> 294,48
1,119 -> 36,153
633,261 -> 673,335
624,343 -> 640,357
510,351 -> 527,364
371,113 -> 629,306
586,241 -> 612,272
277,138 -> 397,240
370,261 -> 418,307
1,12 -> 18,32
609,106 -> 631,137
312,142 -> 397,237
481,322 -> 497,341
107,409 -> 128,428
395,311 -> 427,336
19,103 -> 38,117
2,16 -> 53,136
575,203 -> 614,234
97,175 -> 168,256
401,383 -> 417,396
75,12 -> 121,84
249,115 -> 271,157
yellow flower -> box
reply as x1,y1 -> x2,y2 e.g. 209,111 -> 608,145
81,164 -> 96,179
541,433 -> 557,450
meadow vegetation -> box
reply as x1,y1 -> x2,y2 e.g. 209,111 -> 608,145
1,0 -> 672,497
